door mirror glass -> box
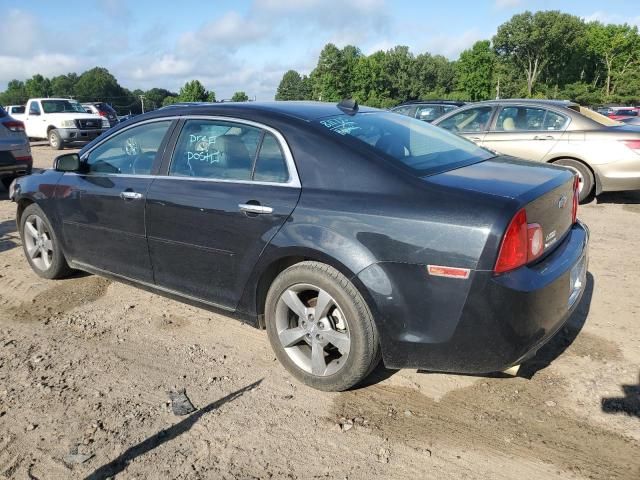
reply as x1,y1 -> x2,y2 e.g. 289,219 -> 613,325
54,153 -> 81,172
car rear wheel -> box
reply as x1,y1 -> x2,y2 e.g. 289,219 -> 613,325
265,261 -> 380,391
48,129 -> 63,150
19,204 -> 73,279
553,158 -> 594,203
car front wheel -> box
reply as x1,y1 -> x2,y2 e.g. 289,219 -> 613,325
19,203 -> 73,279
265,261 -> 380,391
48,129 -> 63,150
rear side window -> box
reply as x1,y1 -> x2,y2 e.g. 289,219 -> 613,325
29,102 -> 41,115
254,133 -> 289,183
494,107 -> 567,131
317,112 -> 494,176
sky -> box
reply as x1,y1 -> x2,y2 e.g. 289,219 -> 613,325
1,0 -> 639,101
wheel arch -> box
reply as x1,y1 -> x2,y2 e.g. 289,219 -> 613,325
547,156 -> 602,195
47,125 -> 58,133
16,197 -> 35,225
240,248 -> 380,330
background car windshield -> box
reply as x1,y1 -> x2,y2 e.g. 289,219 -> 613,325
317,112 -> 494,175
41,100 -> 86,114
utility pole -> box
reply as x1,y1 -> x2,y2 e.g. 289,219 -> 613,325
139,95 -> 146,113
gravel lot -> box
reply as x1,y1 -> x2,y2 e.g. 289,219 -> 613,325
0,145 -> 638,479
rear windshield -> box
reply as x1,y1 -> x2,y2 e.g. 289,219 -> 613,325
317,112 -> 494,175
96,103 -> 116,114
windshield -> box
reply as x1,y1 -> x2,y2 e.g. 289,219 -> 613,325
317,112 -> 494,175
577,106 -> 622,126
41,100 -> 87,114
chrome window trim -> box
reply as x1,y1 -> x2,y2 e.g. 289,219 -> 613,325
79,115 -> 301,189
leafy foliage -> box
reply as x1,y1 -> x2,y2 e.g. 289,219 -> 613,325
231,91 -> 250,102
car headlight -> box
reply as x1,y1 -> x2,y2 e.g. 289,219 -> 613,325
60,120 -> 76,128
8,178 -> 18,201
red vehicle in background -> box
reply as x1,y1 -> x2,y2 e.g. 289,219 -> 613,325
607,107 -> 639,120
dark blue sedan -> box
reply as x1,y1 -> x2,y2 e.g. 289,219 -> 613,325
9,101 -> 588,391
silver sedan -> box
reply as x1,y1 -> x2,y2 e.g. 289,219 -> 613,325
433,99 -> 640,201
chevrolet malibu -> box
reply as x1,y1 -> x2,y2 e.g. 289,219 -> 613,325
9,101 -> 589,391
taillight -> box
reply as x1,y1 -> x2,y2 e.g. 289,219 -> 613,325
98,111 -> 107,117
572,175 -> 579,223
494,209 -> 545,274
2,120 -> 25,132
622,140 -> 640,154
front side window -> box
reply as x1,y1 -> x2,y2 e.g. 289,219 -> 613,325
85,121 -> 172,174
437,106 -> 493,133
317,112 -> 494,176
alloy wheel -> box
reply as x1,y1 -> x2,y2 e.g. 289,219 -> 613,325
23,214 -> 54,271
274,283 -> 351,376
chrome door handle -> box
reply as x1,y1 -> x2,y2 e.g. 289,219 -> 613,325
120,191 -> 143,200
239,203 -> 273,214
533,135 -> 554,140
468,136 -> 482,142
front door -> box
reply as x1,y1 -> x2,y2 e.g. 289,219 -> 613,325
435,105 -> 495,145
26,101 -> 46,139
145,118 -> 301,309
56,120 -> 173,282
482,106 -> 567,161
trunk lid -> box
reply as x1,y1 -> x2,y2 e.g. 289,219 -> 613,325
427,156 -> 575,255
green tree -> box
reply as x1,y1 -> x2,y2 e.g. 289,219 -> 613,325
25,74 -> 51,98
493,11 -> 586,96
276,70 -> 304,100
587,22 -> 640,97
231,91 -> 249,102
143,88 -> 176,110
178,80 -> 209,102
456,41 -> 496,101
162,95 -> 179,107
50,73 -> 78,98
0,80 -> 28,105
310,43 -> 349,101
74,67 -> 124,101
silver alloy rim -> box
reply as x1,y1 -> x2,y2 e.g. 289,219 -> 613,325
49,132 -> 58,148
275,283 -> 351,377
23,214 -> 54,271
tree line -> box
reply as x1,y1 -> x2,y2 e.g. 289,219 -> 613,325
0,68 -> 251,114
276,10 -> 640,107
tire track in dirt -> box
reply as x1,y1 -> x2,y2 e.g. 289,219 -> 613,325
331,370 -> 639,480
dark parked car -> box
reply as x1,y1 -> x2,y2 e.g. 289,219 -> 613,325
391,100 -> 465,123
10,101 -> 588,391
0,105 -> 32,189
82,102 -> 119,128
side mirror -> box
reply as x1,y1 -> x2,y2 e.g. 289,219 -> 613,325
54,153 -> 81,172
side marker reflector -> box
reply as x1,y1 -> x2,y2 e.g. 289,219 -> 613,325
427,265 -> 471,279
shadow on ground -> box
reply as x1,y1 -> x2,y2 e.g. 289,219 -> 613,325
596,190 -> 640,205
0,219 -> 18,253
84,379 -> 262,480
518,272 -> 595,378
602,374 -> 640,419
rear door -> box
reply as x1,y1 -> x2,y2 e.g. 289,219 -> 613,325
482,105 -> 568,161
56,119 -> 175,281
145,117 -> 301,309
435,105 -> 495,144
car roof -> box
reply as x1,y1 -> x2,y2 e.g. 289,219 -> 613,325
156,101 -> 379,121
472,99 -> 580,108
395,100 -> 466,107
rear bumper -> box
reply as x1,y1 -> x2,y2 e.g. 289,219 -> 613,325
357,221 -> 589,372
596,155 -> 640,193
0,150 -> 32,179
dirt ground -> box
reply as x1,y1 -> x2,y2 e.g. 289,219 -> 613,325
0,145 -> 638,479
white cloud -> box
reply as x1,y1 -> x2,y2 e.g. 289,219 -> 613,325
583,11 -> 640,28
494,0 -> 523,9
421,28 -> 485,59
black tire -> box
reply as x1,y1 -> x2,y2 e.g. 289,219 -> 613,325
1,177 -> 15,190
19,203 -> 73,279
265,261 -> 380,391
553,158 -> 594,203
48,129 -> 63,150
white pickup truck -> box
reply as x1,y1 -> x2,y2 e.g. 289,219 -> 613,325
9,98 -> 106,150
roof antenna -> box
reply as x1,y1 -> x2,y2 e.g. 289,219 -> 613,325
338,98 -> 358,115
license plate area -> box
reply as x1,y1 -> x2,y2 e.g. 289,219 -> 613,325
568,255 -> 587,307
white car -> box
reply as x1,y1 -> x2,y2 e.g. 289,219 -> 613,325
22,98 -> 106,150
